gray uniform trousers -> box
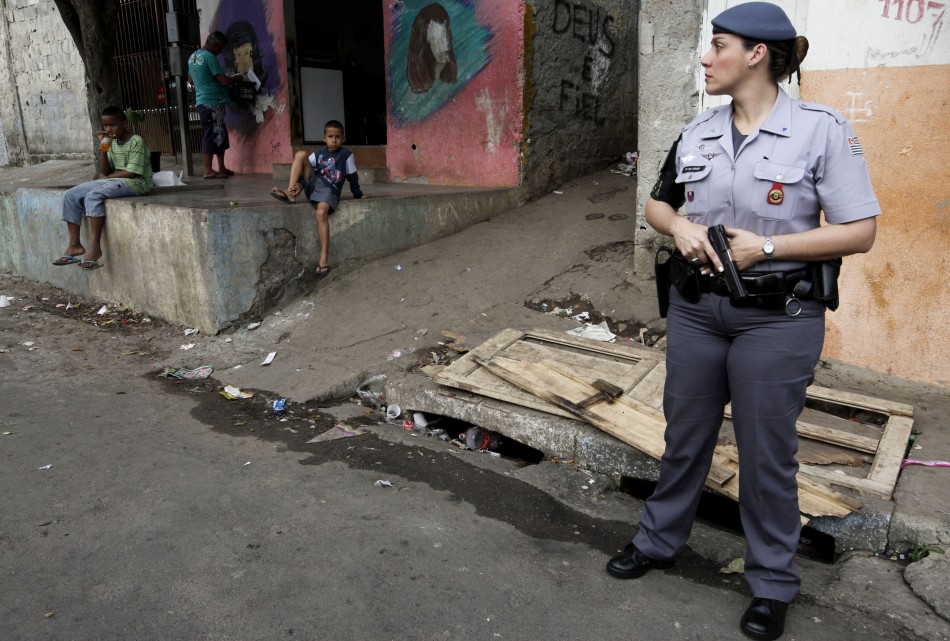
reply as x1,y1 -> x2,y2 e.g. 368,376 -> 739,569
633,288 -> 825,602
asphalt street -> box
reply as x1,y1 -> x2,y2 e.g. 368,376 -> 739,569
0,281 -> 937,641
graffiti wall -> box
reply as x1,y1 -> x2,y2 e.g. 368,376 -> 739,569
522,0 -> 638,196
801,0 -> 950,387
385,0 -> 524,186
197,0 -> 293,172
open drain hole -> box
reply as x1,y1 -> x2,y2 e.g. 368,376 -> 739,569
619,477 -> 836,563
411,415 -> 546,466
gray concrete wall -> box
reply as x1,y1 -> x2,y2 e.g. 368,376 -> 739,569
0,0 -> 89,165
632,1 -> 704,275
0,184 -> 522,332
522,0 -> 638,198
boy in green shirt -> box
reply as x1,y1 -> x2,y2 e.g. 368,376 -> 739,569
52,106 -> 152,270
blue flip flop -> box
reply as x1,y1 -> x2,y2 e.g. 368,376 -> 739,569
52,255 -> 82,266
77,259 -> 103,270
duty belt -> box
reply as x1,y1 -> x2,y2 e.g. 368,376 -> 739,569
701,268 -> 813,314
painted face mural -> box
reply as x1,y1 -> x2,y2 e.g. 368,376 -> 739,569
389,0 -> 492,124
408,4 -> 457,92
211,2 -> 279,136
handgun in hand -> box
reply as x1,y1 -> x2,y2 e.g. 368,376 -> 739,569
707,224 -> 748,301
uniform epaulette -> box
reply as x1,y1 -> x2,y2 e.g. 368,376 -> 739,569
682,106 -> 728,132
799,102 -> 846,125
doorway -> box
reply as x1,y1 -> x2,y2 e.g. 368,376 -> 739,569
292,0 -> 387,146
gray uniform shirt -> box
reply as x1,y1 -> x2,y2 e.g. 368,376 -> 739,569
669,89 -> 880,272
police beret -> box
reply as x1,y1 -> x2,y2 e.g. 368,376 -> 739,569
711,2 -> 797,41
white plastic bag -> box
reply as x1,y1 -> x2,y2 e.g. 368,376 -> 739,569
152,170 -> 186,187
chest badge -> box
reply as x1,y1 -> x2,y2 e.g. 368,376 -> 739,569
767,181 -> 784,205
687,190 -> 695,203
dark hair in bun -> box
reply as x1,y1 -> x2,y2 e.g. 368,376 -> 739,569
741,35 -> 809,83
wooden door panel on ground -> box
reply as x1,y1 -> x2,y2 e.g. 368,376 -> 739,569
435,329 -> 915,517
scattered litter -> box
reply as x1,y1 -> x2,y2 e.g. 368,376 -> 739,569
571,311 -> 590,323
21,305 -> 34,311
41,297 -> 49,301
639,328 -> 647,344
97,305 -> 108,315
22,341 -> 35,347
387,347 -> 416,361
180,344 -> 195,350
553,190 -> 564,195
247,322 -> 262,330
374,480 -> 394,487
229,200 -> 239,206
282,426 -> 297,433
44,612 -> 54,620
184,328 -> 200,336
261,351 -> 277,365
2,432 -> 12,436
812,617 -> 822,624
221,385 -> 254,400
161,365 -> 213,379
66,303 -> 73,311
56,303 -> 66,308
413,412 -> 428,428
307,424 -> 367,443
719,558 -> 745,574
273,398 -> 287,414
38,464 -> 53,470
224,337 -> 233,343
355,374 -> 387,409
565,321 -> 616,343
417,328 -> 428,335
243,461 -> 251,466
0,295 -> 10,308
901,459 -> 950,469
386,404 -> 402,420
395,264 -> 403,271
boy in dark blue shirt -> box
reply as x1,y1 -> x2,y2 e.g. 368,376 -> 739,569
270,120 -> 364,274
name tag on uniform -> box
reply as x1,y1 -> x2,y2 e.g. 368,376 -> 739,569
682,166 -> 705,173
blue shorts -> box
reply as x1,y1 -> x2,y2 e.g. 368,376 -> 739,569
299,173 -> 340,212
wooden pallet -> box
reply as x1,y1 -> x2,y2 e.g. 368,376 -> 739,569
434,328 -> 915,508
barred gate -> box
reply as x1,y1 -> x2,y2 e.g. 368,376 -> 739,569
114,0 -> 201,156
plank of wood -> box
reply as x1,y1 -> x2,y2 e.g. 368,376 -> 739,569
724,405 -> 881,454
805,384 -> 915,418
478,356 -> 736,488
865,415 -> 914,499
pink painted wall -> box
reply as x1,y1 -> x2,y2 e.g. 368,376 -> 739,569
199,0 -> 294,173
384,0 -> 525,186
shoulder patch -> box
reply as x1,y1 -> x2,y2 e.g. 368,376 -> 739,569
799,102 -> 846,125
683,106 -> 727,132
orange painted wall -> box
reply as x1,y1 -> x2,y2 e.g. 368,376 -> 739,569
804,66 -> 950,388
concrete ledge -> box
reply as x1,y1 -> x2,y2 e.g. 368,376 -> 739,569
0,179 -> 522,333
386,372 -> 895,553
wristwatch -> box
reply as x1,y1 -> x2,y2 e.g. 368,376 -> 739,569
763,235 -> 775,260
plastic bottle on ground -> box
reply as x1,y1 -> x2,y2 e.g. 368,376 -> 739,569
462,426 -> 502,452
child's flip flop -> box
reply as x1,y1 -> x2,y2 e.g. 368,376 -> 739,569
77,260 -> 103,270
315,265 -> 333,275
270,188 -> 295,204
52,256 -> 82,266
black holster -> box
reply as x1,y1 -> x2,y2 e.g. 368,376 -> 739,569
809,258 -> 841,311
654,247 -> 674,318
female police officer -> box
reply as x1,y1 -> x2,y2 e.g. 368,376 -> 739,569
605,3 -> 880,640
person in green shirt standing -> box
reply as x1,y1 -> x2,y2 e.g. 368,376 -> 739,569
188,31 -> 239,179
51,106 -> 153,270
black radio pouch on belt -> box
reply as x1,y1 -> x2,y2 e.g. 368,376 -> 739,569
809,257 -> 842,311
